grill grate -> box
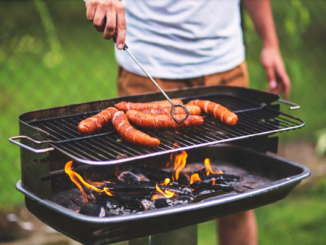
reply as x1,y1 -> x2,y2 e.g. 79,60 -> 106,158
28,94 -> 304,165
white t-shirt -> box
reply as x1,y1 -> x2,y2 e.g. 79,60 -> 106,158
115,0 -> 245,79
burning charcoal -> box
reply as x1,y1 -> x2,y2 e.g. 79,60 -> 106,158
106,199 -> 125,216
153,198 -> 173,209
173,196 -> 194,206
137,165 -> 189,185
193,188 -> 215,196
124,200 -> 145,212
190,181 -> 235,192
79,204 -> 106,218
136,165 -> 171,181
140,199 -> 154,211
201,174 -> 240,182
118,171 -> 140,184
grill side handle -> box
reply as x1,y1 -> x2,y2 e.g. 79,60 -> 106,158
9,136 -> 54,153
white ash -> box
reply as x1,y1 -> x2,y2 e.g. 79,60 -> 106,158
173,196 -> 194,206
106,200 -> 125,216
140,199 -> 154,211
181,187 -> 193,195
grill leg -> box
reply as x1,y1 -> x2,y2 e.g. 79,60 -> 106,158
127,225 -> 197,245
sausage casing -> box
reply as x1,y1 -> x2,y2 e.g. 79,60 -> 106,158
78,107 -> 118,135
115,99 -> 183,111
140,104 -> 202,115
187,99 -> 238,126
126,110 -> 204,129
112,111 -> 161,148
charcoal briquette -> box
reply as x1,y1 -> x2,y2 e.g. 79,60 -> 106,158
79,204 -> 106,218
153,198 -> 173,209
118,171 -> 140,184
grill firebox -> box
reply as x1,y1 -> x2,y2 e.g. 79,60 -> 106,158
10,86 -> 309,245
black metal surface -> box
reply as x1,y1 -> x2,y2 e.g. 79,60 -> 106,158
17,87 -> 304,165
17,145 -> 311,245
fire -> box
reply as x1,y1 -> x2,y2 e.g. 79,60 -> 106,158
155,178 -> 176,198
190,173 -> 202,185
204,158 -> 216,175
172,150 -> 188,182
65,161 -> 113,203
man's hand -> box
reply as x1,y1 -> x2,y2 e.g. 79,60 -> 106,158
85,0 -> 126,49
261,47 -> 290,100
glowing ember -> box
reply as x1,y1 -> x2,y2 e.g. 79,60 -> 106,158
65,161 -> 113,203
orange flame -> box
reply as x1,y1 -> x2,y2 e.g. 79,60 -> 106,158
156,183 -> 176,198
155,178 -> 175,198
172,151 -> 188,182
190,173 -> 202,185
204,158 -> 216,175
65,161 -> 113,203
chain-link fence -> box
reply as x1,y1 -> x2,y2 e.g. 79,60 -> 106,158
1,0 -> 326,207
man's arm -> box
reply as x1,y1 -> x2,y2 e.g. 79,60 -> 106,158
84,0 -> 126,49
243,0 -> 290,99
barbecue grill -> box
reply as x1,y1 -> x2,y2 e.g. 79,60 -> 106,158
10,86 -> 310,245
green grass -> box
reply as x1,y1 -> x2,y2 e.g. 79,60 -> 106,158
197,190 -> 326,245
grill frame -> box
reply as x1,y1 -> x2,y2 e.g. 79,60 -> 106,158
14,86 -> 304,165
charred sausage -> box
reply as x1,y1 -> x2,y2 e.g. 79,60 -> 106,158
140,104 -> 202,116
112,111 -> 161,148
187,100 -> 238,126
78,107 -> 118,135
115,99 -> 183,111
126,110 -> 204,129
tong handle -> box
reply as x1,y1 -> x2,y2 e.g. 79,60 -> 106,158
111,32 -> 191,123
9,135 -> 54,153
278,99 -> 300,110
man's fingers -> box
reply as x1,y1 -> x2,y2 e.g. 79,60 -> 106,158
103,10 -> 116,39
93,7 -> 106,32
86,0 -> 97,22
116,4 -> 126,49
275,66 -> 291,100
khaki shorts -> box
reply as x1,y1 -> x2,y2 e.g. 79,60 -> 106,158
117,61 -> 249,97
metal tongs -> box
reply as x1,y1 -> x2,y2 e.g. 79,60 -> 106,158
112,33 -> 190,124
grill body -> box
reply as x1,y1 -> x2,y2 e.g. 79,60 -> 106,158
17,145 -> 310,245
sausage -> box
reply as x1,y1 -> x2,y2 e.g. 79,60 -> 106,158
112,111 -> 161,148
115,99 -> 184,111
187,99 -> 238,126
126,110 -> 204,129
140,104 -> 202,115
78,107 -> 118,135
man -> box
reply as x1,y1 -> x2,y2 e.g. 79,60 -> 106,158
84,1 -> 290,244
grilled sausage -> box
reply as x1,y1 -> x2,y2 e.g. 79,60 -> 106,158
140,104 -> 202,116
126,110 -> 204,129
112,111 -> 161,148
187,99 -> 238,126
115,99 -> 184,111
78,107 -> 118,135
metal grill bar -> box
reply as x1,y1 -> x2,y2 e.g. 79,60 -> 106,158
27,95 -> 304,165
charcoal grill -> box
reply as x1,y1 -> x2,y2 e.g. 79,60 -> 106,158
10,86 -> 310,245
